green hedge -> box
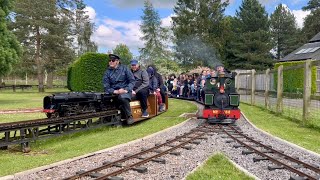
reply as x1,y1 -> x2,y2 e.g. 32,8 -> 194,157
274,60 -> 317,94
68,53 -> 108,92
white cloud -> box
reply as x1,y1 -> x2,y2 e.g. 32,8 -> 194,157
110,0 -> 177,8
292,9 -> 310,28
91,18 -> 143,53
161,14 -> 175,27
91,13 -> 174,54
258,0 -> 279,6
83,6 -> 96,22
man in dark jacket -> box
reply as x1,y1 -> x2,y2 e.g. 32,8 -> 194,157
103,54 -> 136,124
148,65 -> 166,112
130,59 -> 150,118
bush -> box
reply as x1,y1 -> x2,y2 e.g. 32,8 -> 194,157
69,53 -> 108,92
274,60 -> 317,94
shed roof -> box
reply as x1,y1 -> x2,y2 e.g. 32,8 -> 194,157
280,32 -> 320,62
309,32 -> 320,43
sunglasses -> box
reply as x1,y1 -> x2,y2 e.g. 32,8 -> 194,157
109,59 -> 117,62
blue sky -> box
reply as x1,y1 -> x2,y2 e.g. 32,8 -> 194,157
83,0 -> 310,55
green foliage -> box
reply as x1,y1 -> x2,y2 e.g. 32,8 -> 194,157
301,0 -> 320,41
69,52 -> 108,92
225,0 -> 273,70
112,44 -> 133,66
67,66 -> 73,91
153,58 -> 181,76
172,0 -> 229,68
270,4 -> 299,60
139,0 -> 169,64
274,61 -> 317,94
0,0 -> 22,77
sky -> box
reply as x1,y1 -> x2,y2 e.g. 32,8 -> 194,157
83,0 -> 311,56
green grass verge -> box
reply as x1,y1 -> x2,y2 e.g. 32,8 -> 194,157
0,88 -> 69,110
186,153 -> 254,180
240,103 -> 320,154
0,99 -> 197,177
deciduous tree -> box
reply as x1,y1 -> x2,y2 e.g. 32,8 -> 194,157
112,44 -> 133,66
0,0 -> 21,77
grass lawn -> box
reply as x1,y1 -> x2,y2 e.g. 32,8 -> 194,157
186,153 -> 254,180
0,99 -> 197,177
0,88 -> 69,110
240,103 -> 320,154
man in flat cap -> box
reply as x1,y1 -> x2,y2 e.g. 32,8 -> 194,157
130,59 -> 150,118
103,54 -> 136,124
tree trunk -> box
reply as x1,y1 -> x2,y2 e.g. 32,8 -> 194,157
47,71 -> 53,89
36,27 -> 45,92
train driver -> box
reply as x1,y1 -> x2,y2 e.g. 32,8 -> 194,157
103,54 -> 136,124
130,59 -> 150,118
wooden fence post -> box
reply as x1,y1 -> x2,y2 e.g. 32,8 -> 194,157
235,70 -> 240,93
303,60 -> 311,124
265,68 -> 270,109
277,65 -> 283,114
251,69 -> 256,105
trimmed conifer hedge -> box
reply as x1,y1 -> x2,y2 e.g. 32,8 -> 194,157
274,60 -> 317,94
68,52 -> 108,92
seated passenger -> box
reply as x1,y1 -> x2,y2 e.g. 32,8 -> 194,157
130,59 -> 150,118
147,67 -> 163,110
103,54 -> 136,124
148,65 -> 166,112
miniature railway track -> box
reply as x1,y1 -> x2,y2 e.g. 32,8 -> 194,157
0,110 -> 120,151
211,124 -> 320,180
63,126 -> 213,180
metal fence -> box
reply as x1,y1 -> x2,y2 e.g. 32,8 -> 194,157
236,60 -> 320,126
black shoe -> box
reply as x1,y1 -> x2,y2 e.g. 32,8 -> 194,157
127,116 -> 134,125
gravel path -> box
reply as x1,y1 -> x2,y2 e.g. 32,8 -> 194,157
6,102 -> 320,180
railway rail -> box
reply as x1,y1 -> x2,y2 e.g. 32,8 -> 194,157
63,126 -> 213,180
209,124 -> 320,180
0,110 -> 120,152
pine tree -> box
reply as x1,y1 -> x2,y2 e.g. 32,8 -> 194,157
302,0 -> 320,40
74,5 -> 97,57
226,0 -> 273,70
11,0 -> 83,91
270,4 -> 298,60
172,0 -> 229,68
0,0 -> 22,77
139,0 -> 168,65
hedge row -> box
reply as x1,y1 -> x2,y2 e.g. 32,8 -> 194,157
67,53 -> 108,92
274,60 -> 317,94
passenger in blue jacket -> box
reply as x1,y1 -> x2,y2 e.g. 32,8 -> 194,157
103,54 -> 136,124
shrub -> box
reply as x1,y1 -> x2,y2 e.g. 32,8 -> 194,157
274,60 -> 317,94
69,53 -> 108,92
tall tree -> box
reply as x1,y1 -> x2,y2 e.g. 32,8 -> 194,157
302,0 -> 320,41
11,0 -> 81,91
0,0 -> 21,77
172,0 -> 230,68
112,44 -> 133,66
139,0 -> 168,64
225,0 -> 273,70
73,5 -> 97,57
270,4 -> 298,60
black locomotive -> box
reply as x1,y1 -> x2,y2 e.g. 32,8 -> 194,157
43,92 -> 118,118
